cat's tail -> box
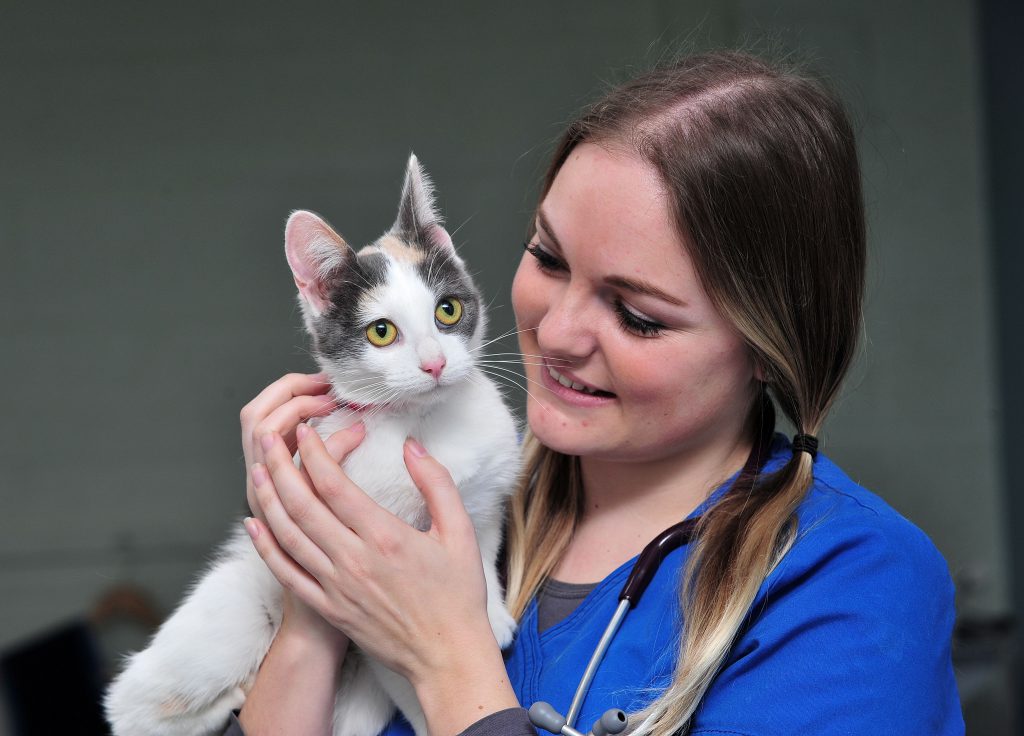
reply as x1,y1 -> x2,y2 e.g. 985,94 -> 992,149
104,528 -> 282,736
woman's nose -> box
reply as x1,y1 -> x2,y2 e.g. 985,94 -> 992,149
535,283 -> 596,360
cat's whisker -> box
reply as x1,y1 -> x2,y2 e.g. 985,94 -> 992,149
471,325 -> 539,353
476,368 -> 554,414
476,360 -> 541,368
477,356 -> 559,365
478,352 -> 573,367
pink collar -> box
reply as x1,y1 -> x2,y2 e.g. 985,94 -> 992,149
339,399 -> 383,413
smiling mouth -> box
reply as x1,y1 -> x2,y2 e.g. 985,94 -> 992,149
546,365 -> 615,397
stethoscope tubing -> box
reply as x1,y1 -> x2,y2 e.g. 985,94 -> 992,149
550,517 -> 701,732
565,598 -> 631,726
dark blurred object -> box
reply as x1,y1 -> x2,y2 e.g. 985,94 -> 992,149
0,620 -> 110,735
0,583 -> 161,735
954,613 -> 1017,736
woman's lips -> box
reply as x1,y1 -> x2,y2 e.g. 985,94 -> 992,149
540,361 -> 616,405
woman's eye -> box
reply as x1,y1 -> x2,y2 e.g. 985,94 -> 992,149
366,319 -> 399,347
614,301 -> 665,337
435,297 -> 463,327
524,241 -> 565,272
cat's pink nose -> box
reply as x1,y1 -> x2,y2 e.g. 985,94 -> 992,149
420,357 -> 446,380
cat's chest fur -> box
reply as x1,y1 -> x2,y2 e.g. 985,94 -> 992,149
311,371 -> 517,531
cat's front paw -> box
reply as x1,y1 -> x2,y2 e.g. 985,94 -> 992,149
487,600 -> 517,650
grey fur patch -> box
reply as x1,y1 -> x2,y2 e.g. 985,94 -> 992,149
310,250 -> 390,364
392,155 -> 445,250
416,245 -> 481,342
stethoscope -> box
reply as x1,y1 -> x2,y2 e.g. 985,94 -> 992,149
527,516 -> 700,736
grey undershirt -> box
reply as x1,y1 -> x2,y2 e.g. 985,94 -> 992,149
535,578 -> 598,632
221,578 -> 597,736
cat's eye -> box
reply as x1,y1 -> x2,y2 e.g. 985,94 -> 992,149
366,319 -> 398,347
435,297 -> 463,327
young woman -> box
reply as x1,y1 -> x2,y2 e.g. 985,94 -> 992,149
232,52 -> 963,735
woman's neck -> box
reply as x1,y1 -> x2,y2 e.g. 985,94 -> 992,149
552,432 -> 752,584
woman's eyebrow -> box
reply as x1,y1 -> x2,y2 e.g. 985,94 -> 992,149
538,207 -> 688,308
606,275 -> 689,308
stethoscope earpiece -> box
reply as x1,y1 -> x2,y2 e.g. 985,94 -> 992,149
529,701 -> 627,736
591,708 -> 628,736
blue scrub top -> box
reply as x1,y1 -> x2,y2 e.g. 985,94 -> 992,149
382,434 -> 964,735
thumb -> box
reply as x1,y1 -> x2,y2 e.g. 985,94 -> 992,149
403,438 -> 472,538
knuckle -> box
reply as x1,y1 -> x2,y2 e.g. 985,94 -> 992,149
286,498 -> 313,525
317,476 -> 347,503
279,574 -> 297,593
253,480 -> 275,507
427,465 -> 455,486
374,533 -> 399,557
345,556 -> 371,582
279,528 -> 302,552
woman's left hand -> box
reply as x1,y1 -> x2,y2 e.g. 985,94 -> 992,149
244,423 -> 498,687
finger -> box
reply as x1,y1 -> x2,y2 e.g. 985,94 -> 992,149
241,372 -> 333,460
248,395 -> 335,522
244,372 -> 333,427
323,421 -> 367,463
296,423 -> 397,538
251,462 -> 336,580
244,516 -> 330,612
251,394 -> 339,464
403,438 -> 474,539
261,430 -> 360,552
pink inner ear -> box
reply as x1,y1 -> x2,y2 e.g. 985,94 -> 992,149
285,211 -> 343,314
428,224 -> 454,251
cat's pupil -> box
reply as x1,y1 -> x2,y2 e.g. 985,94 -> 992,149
374,322 -> 388,338
440,301 -> 454,316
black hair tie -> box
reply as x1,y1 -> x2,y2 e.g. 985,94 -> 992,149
792,433 -> 819,460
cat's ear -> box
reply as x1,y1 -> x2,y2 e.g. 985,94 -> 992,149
391,153 -> 455,252
284,210 -> 354,315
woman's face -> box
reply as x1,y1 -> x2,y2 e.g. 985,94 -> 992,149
511,143 -> 759,465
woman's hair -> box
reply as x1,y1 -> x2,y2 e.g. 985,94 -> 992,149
505,50 -> 866,734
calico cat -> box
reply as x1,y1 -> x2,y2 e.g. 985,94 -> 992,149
105,155 -> 521,736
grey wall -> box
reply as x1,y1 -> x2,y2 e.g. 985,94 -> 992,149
0,0 -> 1012,732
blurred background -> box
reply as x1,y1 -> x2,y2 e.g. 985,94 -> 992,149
1,0 -> 1020,733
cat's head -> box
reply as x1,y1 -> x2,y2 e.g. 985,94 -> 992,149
284,154 -> 484,411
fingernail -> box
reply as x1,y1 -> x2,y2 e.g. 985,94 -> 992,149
406,438 -> 427,457
348,421 -> 366,435
251,463 -> 268,486
296,423 -> 309,440
260,432 -> 275,452
243,517 -> 259,540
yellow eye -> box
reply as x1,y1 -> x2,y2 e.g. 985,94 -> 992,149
366,319 -> 398,347
435,297 -> 463,326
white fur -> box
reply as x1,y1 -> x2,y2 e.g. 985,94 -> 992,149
105,261 -> 520,736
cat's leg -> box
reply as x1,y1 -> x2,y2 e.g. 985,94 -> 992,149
476,517 -> 517,649
105,529 -> 282,736
331,651 -> 399,736
364,658 -> 427,736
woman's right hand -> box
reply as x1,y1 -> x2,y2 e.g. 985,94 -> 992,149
240,372 -> 338,524
239,371 -> 348,647
237,373 -> 350,735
